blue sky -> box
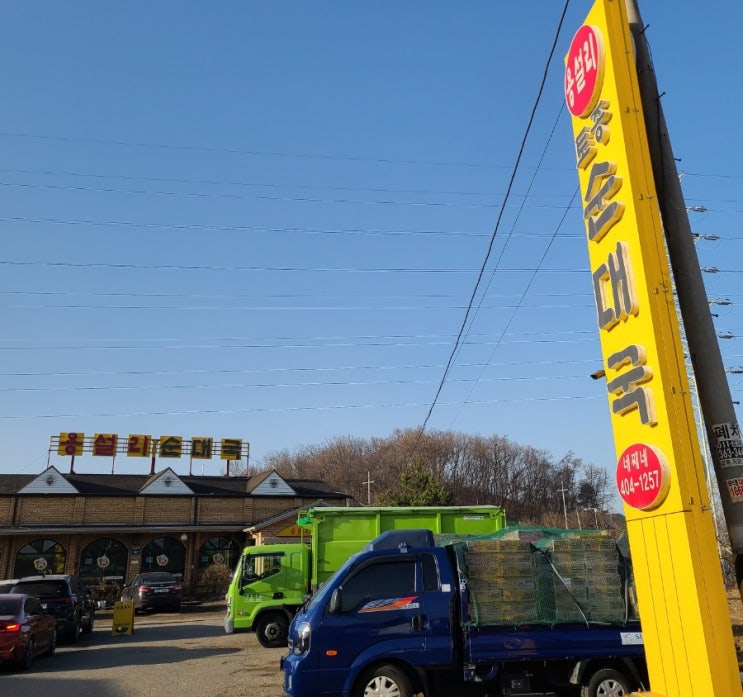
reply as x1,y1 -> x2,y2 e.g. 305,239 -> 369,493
0,1 -> 741,511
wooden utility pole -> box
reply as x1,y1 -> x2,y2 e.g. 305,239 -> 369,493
363,471 -> 374,505
624,0 -> 743,592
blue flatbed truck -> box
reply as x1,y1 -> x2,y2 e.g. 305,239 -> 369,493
281,528 -> 647,697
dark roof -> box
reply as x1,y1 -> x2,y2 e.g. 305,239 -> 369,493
0,475 -> 34,495
288,479 -> 349,499
0,470 -> 348,499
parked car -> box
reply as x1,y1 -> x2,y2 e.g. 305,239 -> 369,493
4,575 -> 95,643
0,593 -> 57,669
121,572 -> 182,613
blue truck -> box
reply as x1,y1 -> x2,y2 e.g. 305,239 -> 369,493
281,528 -> 647,697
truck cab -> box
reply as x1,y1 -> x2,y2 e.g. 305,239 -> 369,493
283,530 -> 456,697
224,542 -> 309,647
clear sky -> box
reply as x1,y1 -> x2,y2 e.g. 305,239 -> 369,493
1,1 -> 741,511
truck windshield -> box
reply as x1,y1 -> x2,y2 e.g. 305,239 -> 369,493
307,553 -> 358,609
242,552 -> 284,582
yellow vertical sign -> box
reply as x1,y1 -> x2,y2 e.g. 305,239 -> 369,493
565,1 -> 739,695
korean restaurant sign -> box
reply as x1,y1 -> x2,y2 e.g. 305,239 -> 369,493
565,0 -> 705,516
53,432 -> 248,461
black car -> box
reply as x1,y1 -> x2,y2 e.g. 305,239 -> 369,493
121,572 -> 182,613
5,575 -> 96,643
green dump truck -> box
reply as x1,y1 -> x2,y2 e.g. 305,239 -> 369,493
224,505 -> 507,647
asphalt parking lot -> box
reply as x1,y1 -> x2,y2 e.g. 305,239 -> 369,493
0,603 -> 286,697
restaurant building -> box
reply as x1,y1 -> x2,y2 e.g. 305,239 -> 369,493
0,465 -> 349,595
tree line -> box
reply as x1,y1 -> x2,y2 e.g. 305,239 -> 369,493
243,428 -> 614,527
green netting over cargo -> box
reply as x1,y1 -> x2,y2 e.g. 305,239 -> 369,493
450,526 -> 639,627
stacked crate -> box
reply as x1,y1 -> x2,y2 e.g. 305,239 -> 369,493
547,536 -> 627,622
462,538 -> 543,625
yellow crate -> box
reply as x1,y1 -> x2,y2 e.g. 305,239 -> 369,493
471,600 -> 540,624
472,586 -> 537,603
466,539 -> 533,553
466,557 -> 533,578
550,536 -> 616,552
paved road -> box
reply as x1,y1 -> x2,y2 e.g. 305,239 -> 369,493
2,606 -> 567,697
0,606 -> 286,697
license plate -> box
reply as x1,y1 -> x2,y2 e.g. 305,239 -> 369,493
155,588 -> 169,593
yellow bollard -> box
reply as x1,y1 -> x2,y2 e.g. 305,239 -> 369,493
111,600 -> 135,635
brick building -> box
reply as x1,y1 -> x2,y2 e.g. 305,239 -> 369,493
0,465 -> 349,594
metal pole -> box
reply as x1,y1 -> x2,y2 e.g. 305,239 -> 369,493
625,0 -> 743,593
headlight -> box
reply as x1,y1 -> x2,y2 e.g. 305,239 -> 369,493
293,621 -> 311,655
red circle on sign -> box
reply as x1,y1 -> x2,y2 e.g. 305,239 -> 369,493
564,24 -> 605,118
616,443 -> 671,511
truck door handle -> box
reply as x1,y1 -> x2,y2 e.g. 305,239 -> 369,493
411,614 -> 425,632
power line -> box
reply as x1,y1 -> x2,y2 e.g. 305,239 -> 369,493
0,372 -> 622,394
0,178 -> 578,210
411,0 -> 573,450
449,93 -> 580,428
0,357 -> 604,379
2,131 -> 742,183
0,393 -> 606,421
0,213 -> 577,236
0,259 -> 590,274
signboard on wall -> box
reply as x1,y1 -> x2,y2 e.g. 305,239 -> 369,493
51,433 -> 249,461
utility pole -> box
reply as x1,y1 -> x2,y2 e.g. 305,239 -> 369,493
625,0 -> 743,595
558,483 -> 568,529
362,471 -> 374,506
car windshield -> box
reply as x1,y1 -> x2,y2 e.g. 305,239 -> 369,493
0,596 -> 21,615
10,581 -> 67,597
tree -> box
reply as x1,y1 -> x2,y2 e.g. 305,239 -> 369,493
250,429 -> 613,526
376,457 -> 454,506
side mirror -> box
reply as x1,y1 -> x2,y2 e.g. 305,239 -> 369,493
328,587 -> 342,614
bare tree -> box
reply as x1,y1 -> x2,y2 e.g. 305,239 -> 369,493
249,430 -> 615,527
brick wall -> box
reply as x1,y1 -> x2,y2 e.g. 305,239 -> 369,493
15,496 -> 78,524
0,498 -> 13,525
83,497 -> 137,523
198,497 -> 245,523
142,496 -> 192,524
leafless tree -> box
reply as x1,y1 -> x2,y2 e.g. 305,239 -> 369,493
250,429 -> 613,526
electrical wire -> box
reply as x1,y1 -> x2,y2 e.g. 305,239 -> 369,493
409,0 -> 573,453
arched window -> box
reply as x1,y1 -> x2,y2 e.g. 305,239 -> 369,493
79,538 -> 128,584
198,536 -> 240,569
14,539 -> 66,577
140,536 -> 186,577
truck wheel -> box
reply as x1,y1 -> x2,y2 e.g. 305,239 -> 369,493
255,612 -> 289,648
355,664 -> 413,697
581,668 -> 632,697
